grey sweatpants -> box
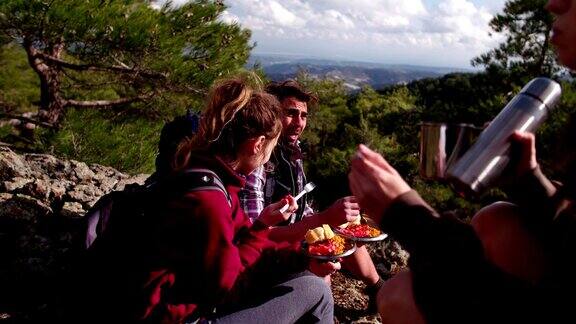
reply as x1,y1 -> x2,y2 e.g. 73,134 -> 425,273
207,271 -> 334,324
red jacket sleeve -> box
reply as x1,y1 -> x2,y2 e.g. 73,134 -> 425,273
156,189 -> 272,302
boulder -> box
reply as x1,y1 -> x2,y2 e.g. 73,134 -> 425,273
0,147 -> 31,180
0,147 -> 147,321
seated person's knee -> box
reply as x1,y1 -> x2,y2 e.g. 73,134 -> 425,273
471,201 -> 545,283
471,201 -> 521,238
377,270 -> 426,324
302,274 -> 333,304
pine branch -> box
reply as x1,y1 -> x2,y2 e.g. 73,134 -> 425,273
35,52 -> 167,80
65,93 -> 154,108
61,69 -> 120,89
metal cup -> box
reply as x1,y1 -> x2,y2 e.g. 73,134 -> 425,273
419,122 -> 481,181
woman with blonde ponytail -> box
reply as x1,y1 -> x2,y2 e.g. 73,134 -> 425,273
174,77 -> 281,172
82,76 -> 335,323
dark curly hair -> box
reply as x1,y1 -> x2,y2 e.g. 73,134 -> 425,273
265,79 -> 317,105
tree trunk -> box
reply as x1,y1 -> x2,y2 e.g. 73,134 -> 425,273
38,71 -> 66,126
536,24 -> 553,76
24,39 -> 67,127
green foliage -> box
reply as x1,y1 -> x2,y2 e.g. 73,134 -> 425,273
41,108 -> 163,174
472,0 -> 558,78
0,0 -> 253,173
300,77 -> 423,209
537,81 -> 576,178
0,124 -> 11,138
1,0 -> 250,85
30,90 -> 206,173
297,74 -> 350,149
410,71 -> 508,124
0,44 -> 39,112
0,0 -> 252,125
412,179 -> 479,220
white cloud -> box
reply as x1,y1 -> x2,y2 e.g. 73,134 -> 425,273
269,1 -> 305,27
310,10 -> 355,30
438,0 -> 477,16
153,0 -> 507,67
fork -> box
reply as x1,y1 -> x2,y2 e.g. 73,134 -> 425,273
279,182 -> 316,213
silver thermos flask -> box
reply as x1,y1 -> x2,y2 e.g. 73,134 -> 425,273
446,77 -> 562,196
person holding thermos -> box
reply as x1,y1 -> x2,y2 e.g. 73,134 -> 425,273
348,0 -> 576,323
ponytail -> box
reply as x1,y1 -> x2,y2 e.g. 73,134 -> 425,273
173,75 -> 282,171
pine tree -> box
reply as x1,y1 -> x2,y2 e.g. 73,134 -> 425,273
472,0 -> 557,78
0,0 -> 252,127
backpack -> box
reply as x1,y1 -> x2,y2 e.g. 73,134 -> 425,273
84,168 -> 231,249
65,168 -> 232,322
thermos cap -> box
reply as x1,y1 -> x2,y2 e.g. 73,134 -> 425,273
521,77 -> 562,109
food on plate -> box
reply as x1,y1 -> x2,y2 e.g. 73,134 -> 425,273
338,215 -> 382,238
338,215 -> 362,228
305,225 -> 346,256
305,224 -> 334,244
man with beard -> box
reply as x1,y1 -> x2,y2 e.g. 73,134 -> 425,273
240,79 -> 383,310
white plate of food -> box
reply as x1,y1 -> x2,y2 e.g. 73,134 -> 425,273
302,225 -> 357,261
334,215 -> 388,242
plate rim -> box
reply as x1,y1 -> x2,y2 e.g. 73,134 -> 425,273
334,220 -> 389,242
301,238 -> 357,260
334,228 -> 388,242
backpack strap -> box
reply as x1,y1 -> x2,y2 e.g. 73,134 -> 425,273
84,169 -> 232,250
154,168 -> 232,207
173,168 -> 232,207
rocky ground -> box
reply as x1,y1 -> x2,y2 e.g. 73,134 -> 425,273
0,146 -> 409,322
331,240 -> 409,323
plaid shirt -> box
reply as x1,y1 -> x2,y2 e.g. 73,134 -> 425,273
240,165 -> 267,221
240,143 -> 314,223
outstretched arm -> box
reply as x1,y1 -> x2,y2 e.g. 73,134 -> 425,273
267,213 -> 327,242
348,144 -> 411,224
267,196 -> 360,243
348,144 -> 484,266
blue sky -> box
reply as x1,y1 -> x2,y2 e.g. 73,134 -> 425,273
158,0 -> 508,68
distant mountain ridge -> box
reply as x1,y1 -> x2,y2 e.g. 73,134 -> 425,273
247,53 -> 472,91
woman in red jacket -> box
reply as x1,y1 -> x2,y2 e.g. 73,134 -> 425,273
159,77 -> 335,323
78,77 -> 334,323
152,77 -> 335,323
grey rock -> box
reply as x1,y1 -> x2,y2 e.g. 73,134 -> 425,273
0,147 -> 150,322
67,183 -> 105,208
97,176 -> 120,194
21,179 -> 51,201
0,192 -> 13,200
70,160 -> 96,183
0,194 -> 52,222
24,153 -> 67,180
2,177 -> 33,192
90,163 -> 127,180
61,201 -> 86,219
115,173 -> 148,191
0,147 -> 31,180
